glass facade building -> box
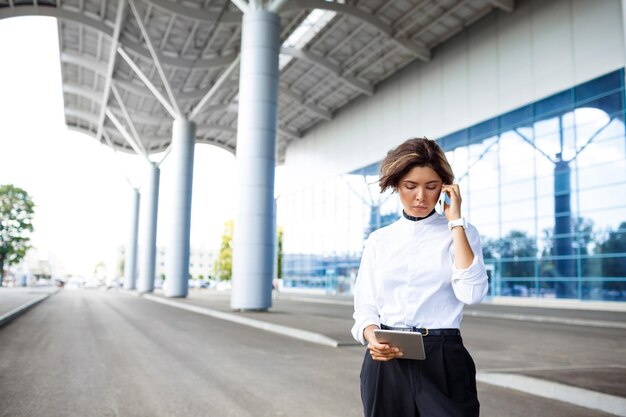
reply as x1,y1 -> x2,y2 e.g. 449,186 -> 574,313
278,69 -> 626,301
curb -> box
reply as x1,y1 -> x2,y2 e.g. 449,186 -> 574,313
489,297 -> 626,312
465,310 -> 626,330
477,372 -> 626,417
141,294 -> 341,348
0,290 -> 57,328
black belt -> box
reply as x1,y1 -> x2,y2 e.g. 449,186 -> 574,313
381,324 -> 460,337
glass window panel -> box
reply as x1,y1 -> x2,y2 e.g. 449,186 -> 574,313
469,119 -> 498,144
534,117 -> 561,161
582,278 -> 626,301
577,159 -> 626,190
537,213 -> 556,251
593,119 -> 626,147
499,131 -> 536,183
535,154 -> 555,183
447,145 -> 469,179
592,215 -> 626,252
456,175 -> 469,202
575,71 -> 622,102
466,136 -> 499,192
580,256 -> 603,278
501,179 -> 534,205
468,186 -> 499,211
535,90 -> 573,120
538,259 -> 558,278
498,279 -> 535,297
575,115 -> 626,193
561,111 -> 577,161
500,216 -> 536,237
477,221 -> 499,244
600,250 -> 626,277
578,91 -> 623,119
535,165 -> 555,196
468,204 -> 498,233
334,178 -> 353,255
441,129 -> 467,152
576,183 -> 626,213
574,107 -> 616,149
379,191 -> 401,228
501,105 -> 533,131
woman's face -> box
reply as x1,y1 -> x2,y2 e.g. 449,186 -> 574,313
397,165 -> 443,218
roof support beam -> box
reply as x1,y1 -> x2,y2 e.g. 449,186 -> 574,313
68,101 -> 234,134
281,0 -> 430,61
95,0 -> 126,143
278,124 -> 301,140
141,0 -> 242,23
268,0 -> 291,13
413,0 -> 470,38
488,0 -> 514,12
229,0 -> 249,13
197,125 -> 237,135
61,54 -> 218,102
128,0 -> 181,117
279,86 -> 331,121
189,55 -> 240,121
66,108 -> 101,126
63,84 -> 101,103
0,6 -> 236,71
106,109 -> 150,160
281,46 -> 373,95
110,83 -> 149,156
117,46 -> 178,118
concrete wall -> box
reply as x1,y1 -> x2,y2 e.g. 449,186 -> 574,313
283,0 -> 625,191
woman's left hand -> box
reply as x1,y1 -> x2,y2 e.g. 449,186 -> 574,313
441,184 -> 462,221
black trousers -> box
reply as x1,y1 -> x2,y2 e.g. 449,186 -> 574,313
360,333 -> 479,417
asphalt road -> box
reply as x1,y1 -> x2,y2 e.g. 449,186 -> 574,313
0,289 -> 621,417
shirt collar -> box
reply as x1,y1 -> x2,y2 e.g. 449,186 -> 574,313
402,209 -> 437,222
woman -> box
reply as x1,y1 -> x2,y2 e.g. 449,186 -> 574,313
351,137 -> 488,417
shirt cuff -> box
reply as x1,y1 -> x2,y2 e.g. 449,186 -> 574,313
351,318 -> 381,346
451,255 -> 487,285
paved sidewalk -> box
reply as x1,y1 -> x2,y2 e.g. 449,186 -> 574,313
139,288 -> 626,417
144,289 -> 626,344
0,286 -> 58,327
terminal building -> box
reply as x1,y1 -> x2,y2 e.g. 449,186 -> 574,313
2,0 -> 625,306
277,0 -> 626,302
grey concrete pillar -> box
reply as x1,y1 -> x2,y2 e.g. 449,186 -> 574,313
231,9 -> 280,311
124,187 -> 140,290
622,0 -> 626,64
164,118 -> 196,297
137,162 -> 160,293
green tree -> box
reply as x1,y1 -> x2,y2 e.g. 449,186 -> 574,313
214,220 -> 233,281
482,230 -> 536,295
599,222 -> 626,280
0,185 -> 35,287
541,217 -> 600,278
483,230 -> 536,277
277,226 -> 283,279
93,261 -> 107,282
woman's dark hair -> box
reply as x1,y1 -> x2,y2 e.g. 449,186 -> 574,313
379,137 -> 454,193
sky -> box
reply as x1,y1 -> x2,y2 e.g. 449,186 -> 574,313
0,16 -> 249,279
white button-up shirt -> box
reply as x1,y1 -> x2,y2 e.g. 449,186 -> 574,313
351,212 -> 489,345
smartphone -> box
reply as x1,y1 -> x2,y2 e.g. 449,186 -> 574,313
437,191 -> 451,212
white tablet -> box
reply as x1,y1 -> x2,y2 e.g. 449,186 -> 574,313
374,329 -> 426,360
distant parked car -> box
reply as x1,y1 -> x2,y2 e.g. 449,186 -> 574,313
106,280 -> 123,290
35,278 -> 51,287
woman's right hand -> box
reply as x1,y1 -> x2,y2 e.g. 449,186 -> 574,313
364,325 -> 403,361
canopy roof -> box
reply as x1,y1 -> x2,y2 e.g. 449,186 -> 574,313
0,0 -> 513,162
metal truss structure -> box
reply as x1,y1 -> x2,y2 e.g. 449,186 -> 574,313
0,0 -> 514,163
